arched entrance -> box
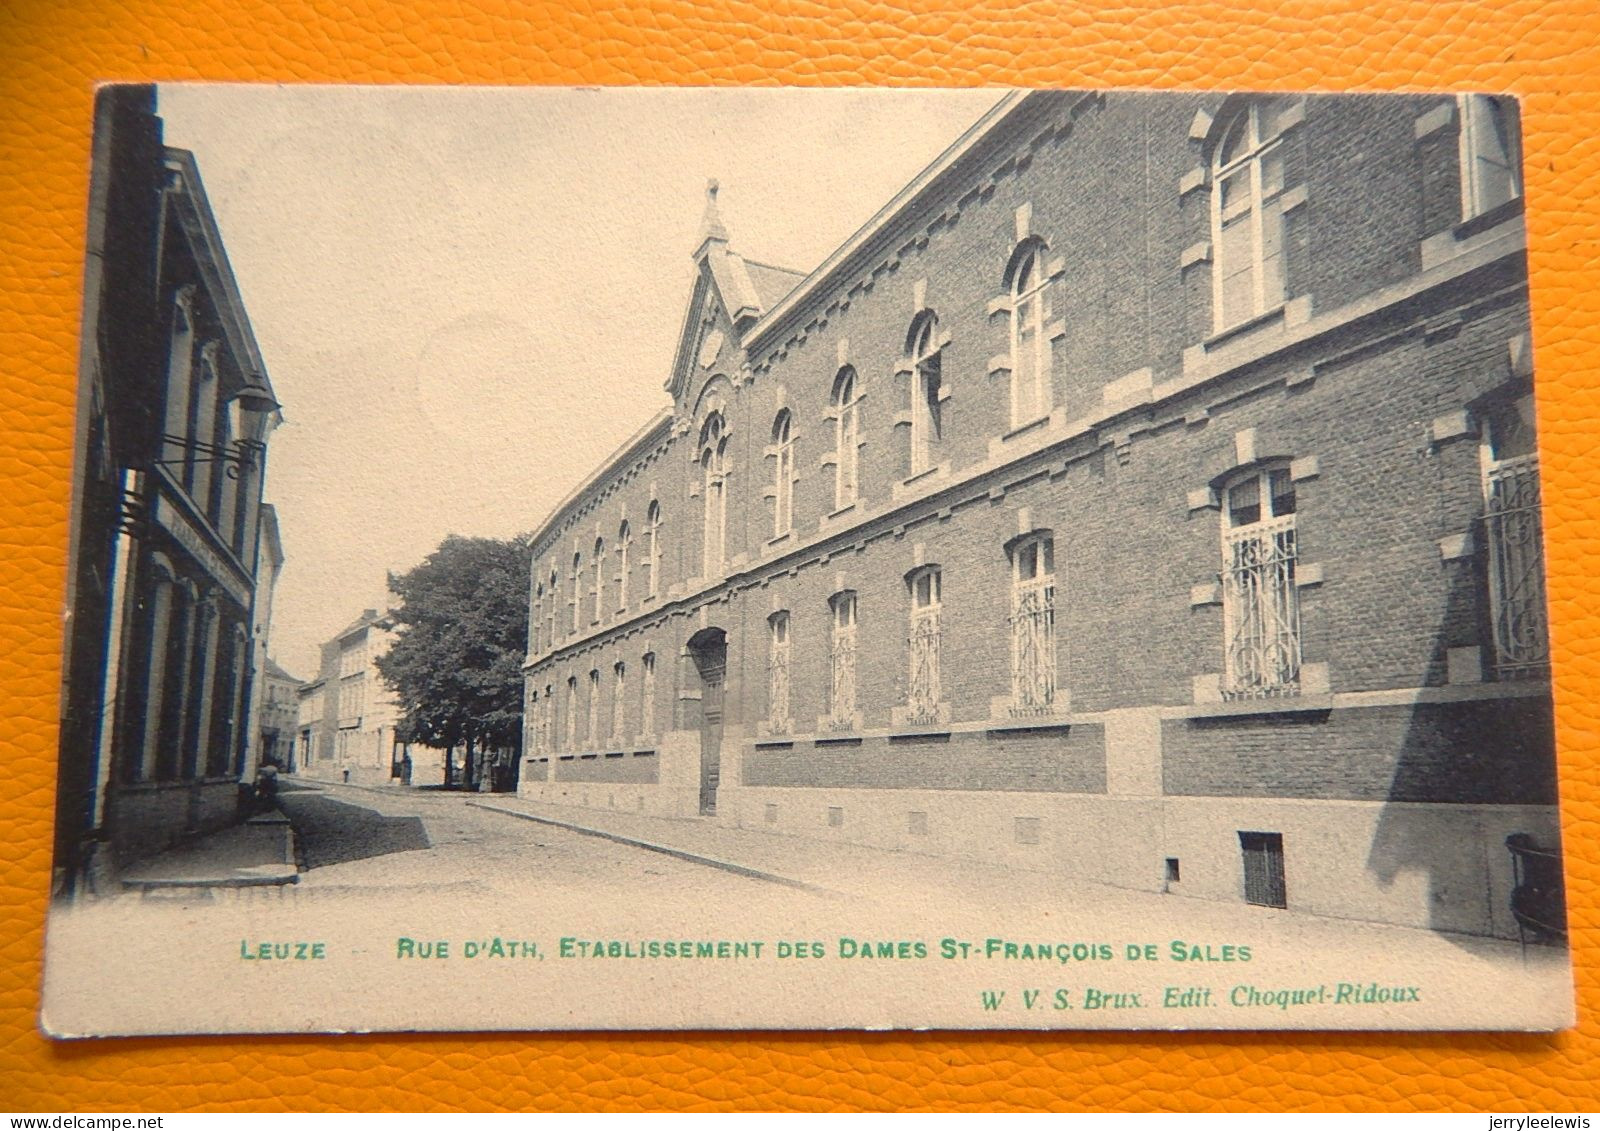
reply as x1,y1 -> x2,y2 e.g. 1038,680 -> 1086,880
687,627 -> 727,815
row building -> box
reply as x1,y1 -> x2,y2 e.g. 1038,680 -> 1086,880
55,86 -> 283,897
518,91 -> 1555,939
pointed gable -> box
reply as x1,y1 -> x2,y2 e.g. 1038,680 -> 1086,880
664,181 -> 805,411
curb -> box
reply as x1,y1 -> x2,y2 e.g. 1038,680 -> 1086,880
467,801 -> 835,896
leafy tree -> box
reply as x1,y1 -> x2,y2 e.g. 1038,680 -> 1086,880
377,533 -> 532,787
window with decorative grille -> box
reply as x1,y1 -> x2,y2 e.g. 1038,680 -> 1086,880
611,662 -> 626,746
586,669 -> 600,747
907,567 -> 943,723
1482,395 -> 1548,678
1009,535 -> 1057,715
767,612 -> 791,732
1222,466 -> 1301,698
641,652 -> 656,736
829,591 -> 857,730
564,676 -> 577,751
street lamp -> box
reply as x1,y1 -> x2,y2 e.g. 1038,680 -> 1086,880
157,377 -> 280,478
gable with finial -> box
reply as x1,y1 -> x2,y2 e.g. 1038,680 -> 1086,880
665,180 -> 806,413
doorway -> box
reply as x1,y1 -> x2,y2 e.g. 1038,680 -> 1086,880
688,628 -> 727,816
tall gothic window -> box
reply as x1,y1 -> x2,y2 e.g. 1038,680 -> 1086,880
828,591 -> 857,730
908,312 -> 943,475
1222,465 -> 1300,698
569,552 -> 581,634
641,651 -> 657,736
1481,394 -> 1547,678
767,611 -> 791,732
1007,242 -> 1050,427
616,520 -> 631,611
832,367 -> 861,510
547,569 -> 558,646
564,675 -> 578,751
1458,94 -> 1520,220
906,566 -> 943,723
532,582 -> 543,654
772,410 -> 795,537
644,501 -> 661,598
587,668 -> 600,747
591,537 -> 605,624
1008,534 -> 1057,715
700,413 -> 728,575
1212,100 -> 1291,331
611,660 -> 627,745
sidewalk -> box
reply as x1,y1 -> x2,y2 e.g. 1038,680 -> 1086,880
468,794 -> 1559,973
117,809 -> 299,893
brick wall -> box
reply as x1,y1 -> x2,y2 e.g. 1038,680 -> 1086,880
1161,696 -> 1556,804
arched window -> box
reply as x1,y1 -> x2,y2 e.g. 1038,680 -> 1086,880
1212,100 -> 1291,331
591,537 -> 605,624
644,501 -> 661,598
1221,464 -> 1300,698
772,410 -> 795,537
611,660 -> 627,745
832,368 -> 861,510
532,582 -> 544,654
569,552 -> 582,633
1007,243 -> 1050,428
1008,534 -> 1057,714
767,611 -> 791,732
587,668 -> 600,747
547,569 -> 558,646
699,413 -> 729,575
906,566 -> 943,723
908,313 -> 943,474
641,651 -> 657,736
616,520 -> 632,611
564,675 -> 578,751
1458,94 -> 1520,220
828,591 -> 858,730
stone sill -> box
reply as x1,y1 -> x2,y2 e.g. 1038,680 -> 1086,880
983,715 -> 1075,735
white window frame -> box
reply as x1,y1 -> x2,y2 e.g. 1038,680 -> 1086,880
1009,534 -> 1057,715
772,411 -> 795,537
1221,465 -> 1301,699
832,368 -> 861,510
767,611 -> 791,732
1458,94 -> 1521,221
1008,244 -> 1050,428
1211,101 -> 1290,332
906,566 -> 943,722
829,591 -> 857,730
909,314 -> 943,474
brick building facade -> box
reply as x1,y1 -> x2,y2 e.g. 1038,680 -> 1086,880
519,91 -> 1555,938
295,609 -> 406,785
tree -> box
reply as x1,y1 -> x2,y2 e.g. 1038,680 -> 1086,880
377,533 -> 532,788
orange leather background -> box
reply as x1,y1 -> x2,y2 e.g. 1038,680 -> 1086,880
2,0 -> 1597,1112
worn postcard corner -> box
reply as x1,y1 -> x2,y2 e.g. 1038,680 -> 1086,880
43,85 -> 1573,1036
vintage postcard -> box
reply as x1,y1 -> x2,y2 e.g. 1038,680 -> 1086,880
42,85 -> 1572,1035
